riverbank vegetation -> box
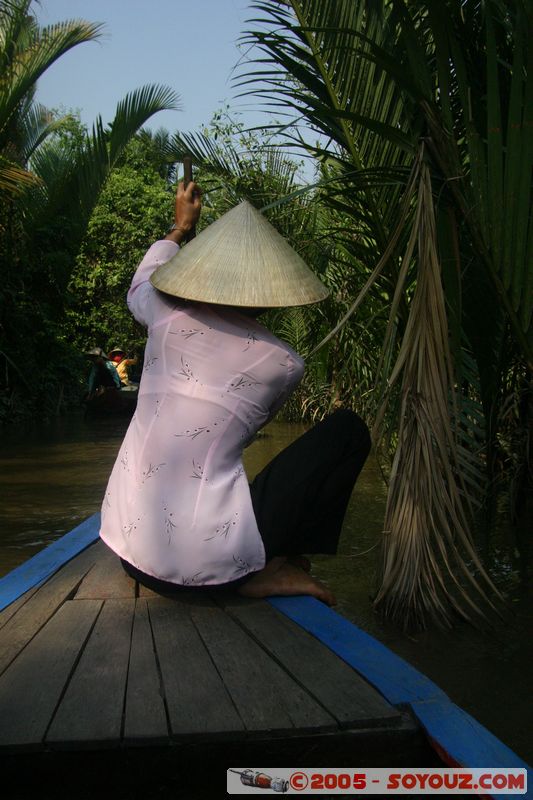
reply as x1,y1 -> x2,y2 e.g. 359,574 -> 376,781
0,0 -> 530,629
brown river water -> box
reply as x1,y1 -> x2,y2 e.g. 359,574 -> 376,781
0,413 -> 531,765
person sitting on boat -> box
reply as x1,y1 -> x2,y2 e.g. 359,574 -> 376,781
107,347 -> 139,388
85,347 -> 121,400
99,182 -> 371,604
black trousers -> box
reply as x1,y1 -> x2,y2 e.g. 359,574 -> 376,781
121,409 -> 371,594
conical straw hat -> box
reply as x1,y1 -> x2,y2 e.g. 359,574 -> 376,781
150,200 -> 329,307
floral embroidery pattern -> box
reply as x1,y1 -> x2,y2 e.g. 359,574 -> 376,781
121,512 -> 141,537
181,572 -> 203,585
144,356 -> 158,371
204,513 -> 238,542
204,520 -> 231,541
165,517 -> 177,543
244,409 -> 256,428
120,450 -> 129,471
227,373 -> 261,392
175,416 -> 226,439
232,466 -> 244,484
141,462 -> 166,483
163,502 -> 177,544
233,554 -> 251,573
190,459 -> 204,479
175,426 -> 211,440
243,331 -> 259,351
169,327 -> 204,339
178,355 -> 196,381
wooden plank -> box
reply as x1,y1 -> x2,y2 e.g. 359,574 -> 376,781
221,596 -> 400,728
0,599 -> 102,749
0,583 -> 41,630
0,543 -> 102,676
267,598 -> 533,787
267,596 -> 449,705
138,582 -> 160,598
74,543 -> 135,599
188,599 -> 337,733
0,513 -> 101,611
147,597 -> 244,737
46,599 -> 134,747
123,600 -> 169,744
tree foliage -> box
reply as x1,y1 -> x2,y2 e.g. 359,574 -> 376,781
239,0 -> 531,627
0,0 -> 529,631
0,0 -> 103,196
65,134 -> 175,356
0,1 -> 178,421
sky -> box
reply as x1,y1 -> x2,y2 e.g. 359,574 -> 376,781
35,0 -> 271,137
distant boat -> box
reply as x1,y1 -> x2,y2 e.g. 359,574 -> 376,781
84,386 -> 138,416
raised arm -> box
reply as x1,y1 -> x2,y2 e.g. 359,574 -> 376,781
164,181 -> 202,246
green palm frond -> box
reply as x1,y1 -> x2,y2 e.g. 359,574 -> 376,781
271,306 -> 312,357
17,102 -> 67,161
394,0 -> 533,360
239,0 -> 412,251
169,129 -> 244,183
168,124 -> 319,236
25,84 -> 178,238
75,84 -> 179,220
27,136 -> 74,203
0,5 -> 103,145
0,0 -> 103,199
108,85 -> 180,165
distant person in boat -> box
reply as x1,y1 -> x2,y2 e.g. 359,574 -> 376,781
99,182 -> 371,606
107,347 -> 139,388
84,347 -> 121,400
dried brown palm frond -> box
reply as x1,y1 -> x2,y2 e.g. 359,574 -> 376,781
0,157 -> 38,196
373,154 -> 504,630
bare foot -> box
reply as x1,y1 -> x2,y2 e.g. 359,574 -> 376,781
238,561 -> 336,606
256,555 -> 287,575
287,556 -> 311,572
287,555 -> 311,572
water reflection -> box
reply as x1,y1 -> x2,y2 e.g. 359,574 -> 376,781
0,415 -> 129,574
0,412 -> 531,764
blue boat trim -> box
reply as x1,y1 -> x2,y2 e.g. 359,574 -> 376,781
0,517 -> 530,799
268,596 -> 531,799
0,513 -> 101,612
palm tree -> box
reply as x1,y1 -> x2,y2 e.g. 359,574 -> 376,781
0,0 -> 180,419
238,0 -> 531,627
1,0 -> 179,250
22,84 -> 180,261
0,0 -> 103,196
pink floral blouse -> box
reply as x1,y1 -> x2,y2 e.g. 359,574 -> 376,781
99,240 -> 304,585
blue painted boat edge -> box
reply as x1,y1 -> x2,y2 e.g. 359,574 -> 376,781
0,513 -> 101,612
267,595 -> 532,798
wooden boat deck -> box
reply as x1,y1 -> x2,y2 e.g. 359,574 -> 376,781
0,540 -> 423,758
1,521 -> 530,798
